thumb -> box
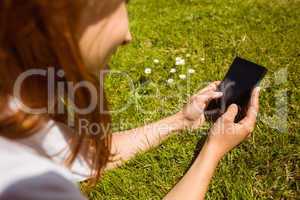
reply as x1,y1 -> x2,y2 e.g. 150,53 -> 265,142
222,104 -> 238,122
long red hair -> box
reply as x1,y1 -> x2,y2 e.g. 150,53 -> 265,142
0,0 -> 112,183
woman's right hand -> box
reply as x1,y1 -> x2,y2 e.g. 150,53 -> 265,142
164,87 -> 260,200
206,87 -> 260,159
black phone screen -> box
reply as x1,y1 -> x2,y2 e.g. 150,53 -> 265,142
205,57 -> 268,122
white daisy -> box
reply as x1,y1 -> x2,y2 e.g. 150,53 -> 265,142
176,57 -> 182,61
179,74 -> 186,80
153,59 -> 159,64
144,68 -> 152,74
188,68 -> 195,74
176,59 -> 185,66
170,68 -> 176,73
167,78 -> 174,84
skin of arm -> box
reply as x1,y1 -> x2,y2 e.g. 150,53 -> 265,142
164,87 -> 260,200
105,112 -> 187,169
105,82 -> 223,169
163,140 -> 221,200
105,84 -> 260,200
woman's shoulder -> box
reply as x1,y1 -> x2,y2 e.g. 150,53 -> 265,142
16,120 -> 93,181
0,137 -> 74,194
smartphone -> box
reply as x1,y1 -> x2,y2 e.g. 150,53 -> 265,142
205,57 -> 268,122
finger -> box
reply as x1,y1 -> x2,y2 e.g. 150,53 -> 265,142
250,86 -> 260,112
197,81 -> 221,94
247,133 -> 252,138
196,90 -> 223,104
240,87 -> 260,123
191,91 -> 222,114
211,80 -> 221,86
221,104 -> 238,122
239,87 -> 260,130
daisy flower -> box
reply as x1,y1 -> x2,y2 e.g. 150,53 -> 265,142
153,59 -> 160,64
144,68 -> 152,74
175,57 -> 182,61
175,58 -> 185,66
167,78 -> 174,84
170,68 -> 176,73
188,68 -> 195,74
179,74 -> 186,80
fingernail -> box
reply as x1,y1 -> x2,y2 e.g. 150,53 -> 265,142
256,87 -> 261,94
214,92 -> 223,97
257,86 -> 261,91
231,104 -> 237,108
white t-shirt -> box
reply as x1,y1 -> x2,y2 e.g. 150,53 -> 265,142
0,120 -> 92,191
0,136 -> 74,193
0,136 -> 88,200
16,120 -> 92,181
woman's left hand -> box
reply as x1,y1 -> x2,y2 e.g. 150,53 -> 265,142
180,81 -> 223,129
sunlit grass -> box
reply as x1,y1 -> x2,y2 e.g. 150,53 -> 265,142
83,0 -> 300,199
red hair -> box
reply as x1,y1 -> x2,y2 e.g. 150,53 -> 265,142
0,0 -> 112,184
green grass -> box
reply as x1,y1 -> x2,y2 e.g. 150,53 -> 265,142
82,0 -> 300,199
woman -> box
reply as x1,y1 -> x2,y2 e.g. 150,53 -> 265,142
0,0 -> 260,199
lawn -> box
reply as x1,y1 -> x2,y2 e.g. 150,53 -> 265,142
82,0 -> 299,199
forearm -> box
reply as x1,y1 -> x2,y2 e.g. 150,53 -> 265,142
104,81 -> 224,170
105,112 -> 190,169
164,141 -> 221,200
